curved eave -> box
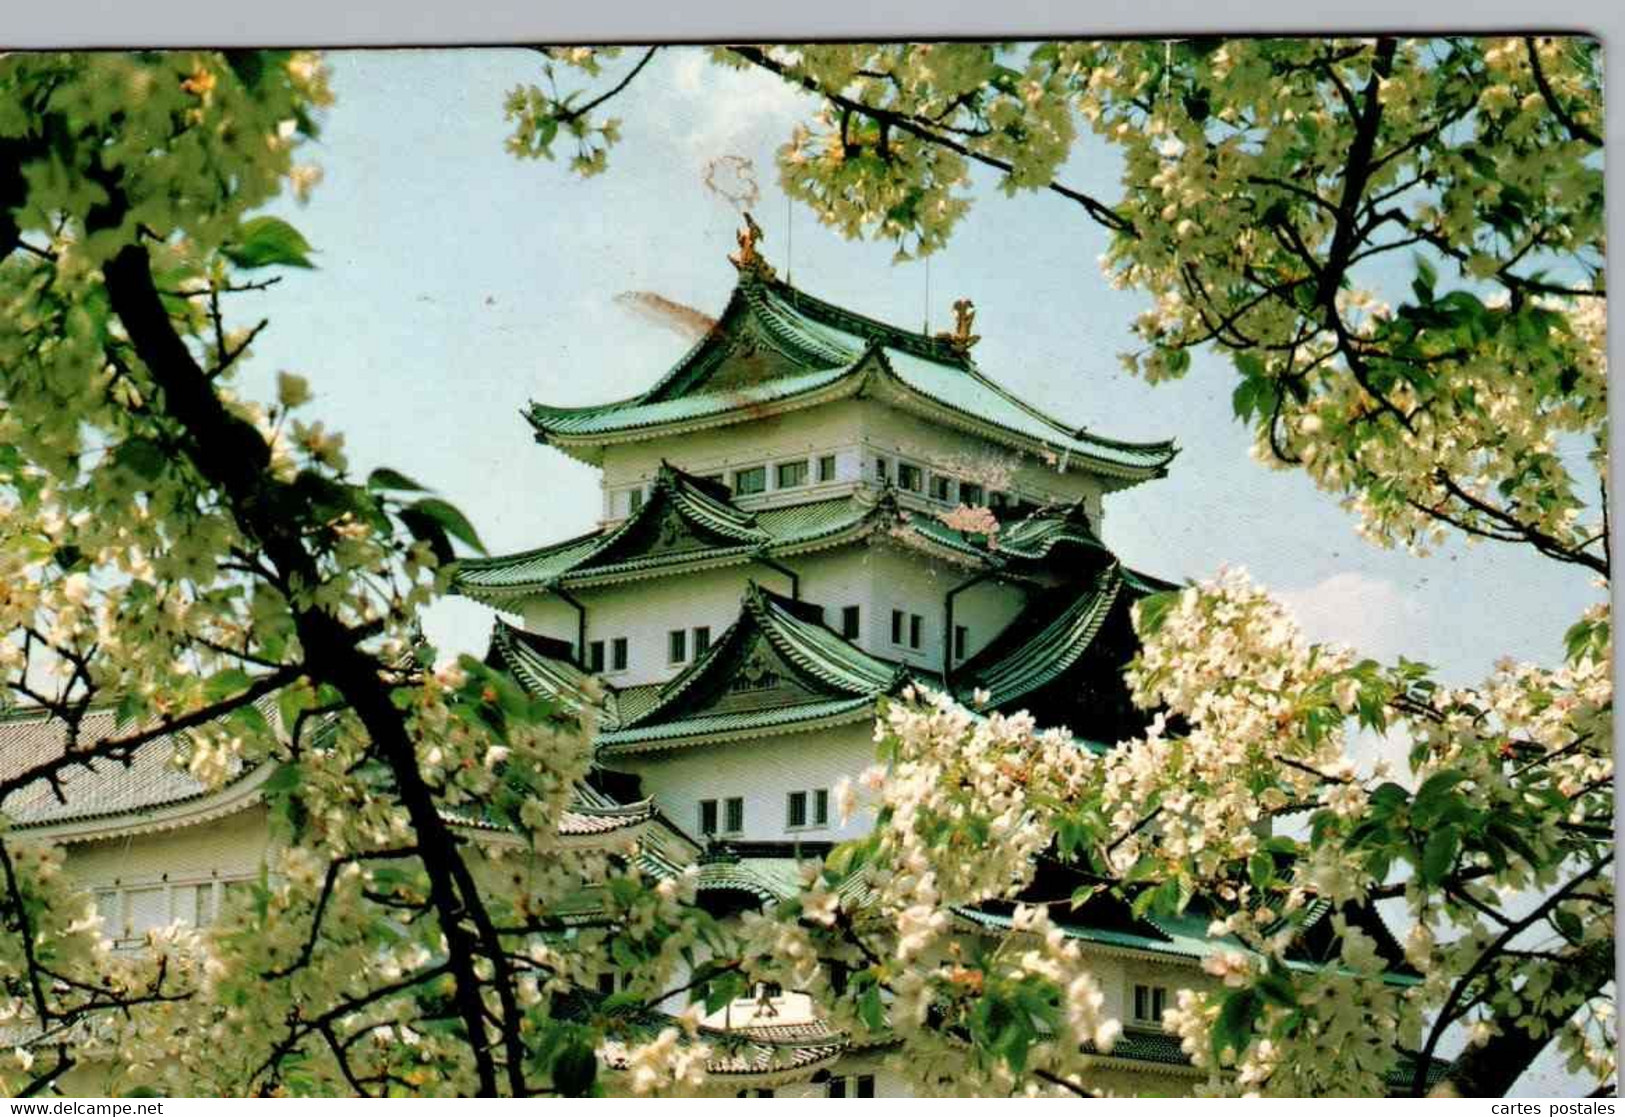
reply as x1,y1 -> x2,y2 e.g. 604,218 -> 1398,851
597,698 -> 879,758
969,571 -> 1123,709
531,356 -> 1176,489
746,591 -> 901,695
7,762 -> 274,846
446,808 -> 656,850
453,502 -> 903,604
527,364 -> 869,465
866,354 -> 1176,489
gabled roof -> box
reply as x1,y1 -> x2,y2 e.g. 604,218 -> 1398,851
1,696 -> 655,846
597,583 -> 911,756
955,565 -> 1124,709
526,270 -> 1176,485
486,583 -> 911,759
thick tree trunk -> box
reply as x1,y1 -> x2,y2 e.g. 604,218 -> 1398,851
102,242 -> 525,1095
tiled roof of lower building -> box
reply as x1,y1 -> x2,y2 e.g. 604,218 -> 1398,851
2,697 -> 654,845
0,702 -> 265,831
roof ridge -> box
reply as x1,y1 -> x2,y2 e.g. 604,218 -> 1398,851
761,272 -> 970,369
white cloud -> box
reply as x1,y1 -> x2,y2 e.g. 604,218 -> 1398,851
666,48 -> 809,162
1275,571 -> 1425,663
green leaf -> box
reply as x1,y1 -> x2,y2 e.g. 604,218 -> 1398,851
1410,254 -> 1437,305
1420,825 -> 1460,886
222,216 -> 316,270
367,467 -> 430,493
262,762 -> 302,797
113,437 -> 168,481
858,985 -> 886,1030
1134,590 -> 1178,637
1248,851 -> 1275,890
403,497 -> 487,555
204,667 -> 253,701
1211,988 -> 1259,1064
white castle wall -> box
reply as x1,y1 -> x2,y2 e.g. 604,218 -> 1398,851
610,723 -> 877,844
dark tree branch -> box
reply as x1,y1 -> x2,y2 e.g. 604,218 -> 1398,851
1523,38 -> 1603,146
726,45 -> 1134,236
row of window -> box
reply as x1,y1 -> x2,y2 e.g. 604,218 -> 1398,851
615,452 -> 1048,519
94,878 -> 256,946
873,455 -> 995,507
587,607 -> 965,674
699,789 -> 830,836
887,611 -> 973,659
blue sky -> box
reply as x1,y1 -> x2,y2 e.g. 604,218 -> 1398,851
241,46 -> 1602,698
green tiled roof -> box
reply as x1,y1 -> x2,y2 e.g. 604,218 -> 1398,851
460,470 -> 1125,608
957,566 -> 1123,709
873,348 -> 1175,474
488,620 -> 602,715
597,695 -> 877,753
526,272 -> 1176,482
456,468 -> 888,605
529,365 -> 855,439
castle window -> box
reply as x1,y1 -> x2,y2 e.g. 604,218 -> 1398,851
610,638 -> 628,672
693,626 -> 711,656
818,454 -> 837,482
587,640 -> 605,672
897,462 -> 922,492
724,797 -> 744,834
874,456 -> 890,483
735,466 -> 767,495
699,799 -> 718,836
890,609 -> 904,644
668,628 -> 687,664
596,970 -> 631,995
954,624 -> 969,661
1132,983 -> 1169,1025
841,606 -> 861,639
827,1074 -> 876,1098
626,487 -> 644,515
961,482 -> 985,506
908,614 -> 923,650
931,474 -> 954,502
776,459 -> 808,488
787,788 -> 830,829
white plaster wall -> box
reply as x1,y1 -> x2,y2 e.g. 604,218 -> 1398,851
593,397 -> 1112,531
598,401 -> 870,519
65,805 -> 273,889
613,724 -> 876,843
859,403 -> 1106,515
847,544 -> 1029,674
